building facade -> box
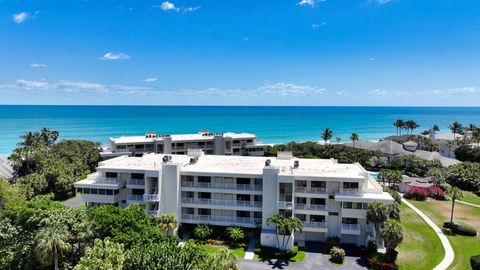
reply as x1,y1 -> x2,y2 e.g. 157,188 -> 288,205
100,131 -> 268,159
74,150 -> 393,248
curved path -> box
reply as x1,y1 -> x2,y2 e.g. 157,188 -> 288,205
457,200 -> 480,208
401,198 -> 454,270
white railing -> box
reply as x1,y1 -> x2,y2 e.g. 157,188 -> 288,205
295,203 -> 327,211
181,197 -> 262,208
303,221 -> 327,229
98,177 -> 119,184
295,186 -> 327,194
277,201 -> 293,209
181,214 -> 261,225
341,223 -> 361,232
127,179 -> 145,186
181,181 -> 262,191
144,194 -> 160,202
146,210 -> 160,216
338,188 -> 362,196
127,194 -> 144,202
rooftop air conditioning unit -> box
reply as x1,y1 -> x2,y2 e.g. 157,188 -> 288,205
294,160 -> 299,168
265,159 -> 271,167
162,155 -> 170,163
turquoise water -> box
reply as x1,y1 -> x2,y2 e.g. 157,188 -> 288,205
0,106 -> 479,155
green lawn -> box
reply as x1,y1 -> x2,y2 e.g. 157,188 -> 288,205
408,199 -> 480,270
396,203 -> 444,270
199,243 -> 246,259
460,191 -> 480,206
253,245 -> 307,263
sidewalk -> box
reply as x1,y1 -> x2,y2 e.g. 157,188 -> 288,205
178,232 -> 190,247
243,234 -> 255,260
402,198 -> 454,270
457,200 -> 480,208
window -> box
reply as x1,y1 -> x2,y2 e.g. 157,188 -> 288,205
114,190 -> 119,195
342,217 -> 358,224
83,188 -> 90,194
91,189 -> 98,194
131,173 -> 144,179
99,189 -> 106,195
342,202 -> 353,209
106,172 -> 117,178
343,182 -> 359,189
106,189 -> 113,195
116,145 -> 126,150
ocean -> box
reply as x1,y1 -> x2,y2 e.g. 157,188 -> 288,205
0,106 -> 479,155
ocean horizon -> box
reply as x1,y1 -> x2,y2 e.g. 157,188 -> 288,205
1,105 -> 479,155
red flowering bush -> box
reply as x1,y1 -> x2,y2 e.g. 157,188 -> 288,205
428,186 -> 446,200
367,258 -> 397,270
404,187 -> 428,201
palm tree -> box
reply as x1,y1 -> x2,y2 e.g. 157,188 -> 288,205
432,124 -> 440,132
380,219 -> 404,249
404,120 -> 419,134
266,214 -> 284,250
467,123 -> 478,131
473,129 -> 480,146
350,133 -> 359,148
226,226 -> 245,245
266,214 -> 303,251
321,128 -> 333,145
335,137 -> 341,144
158,213 -> 177,236
447,187 -> 464,224
35,226 -> 72,270
393,120 -> 404,136
449,121 -> 463,140
18,131 -> 41,147
366,201 -> 388,230
40,128 -> 60,146
281,217 -> 303,252
426,168 -> 445,186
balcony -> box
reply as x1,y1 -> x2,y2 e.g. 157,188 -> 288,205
127,178 -> 145,188
127,194 -> 144,204
181,197 -> 262,208
295,203 -> 327,212
295,186 -> 327,195
341,223 -> 361,235
98,177 -> 119,184
338,188 -> 362,196
146,209 -> 160,216
303,221 -> 327,229
277,201 -> 293,209
181,214 -> 261,227
181,181 -> 262,191
143,194 -> 160,202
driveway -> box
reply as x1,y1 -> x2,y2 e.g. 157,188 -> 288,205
238,243 -> 367,270
63,195 -> 85,208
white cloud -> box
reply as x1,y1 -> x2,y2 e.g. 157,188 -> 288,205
369,0 -> 393,5
13,12 -> 29,23
100,52 -> 130,61
257,82 -> 325,97
312,22 -> 326,29
298,0 -> 325,7
367,89 -> 387,96
17,79 -> 50,89
157,1 -> 200,13
30,63 -> 48,68
143,77 -> 158,83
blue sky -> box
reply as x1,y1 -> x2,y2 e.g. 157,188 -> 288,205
1,0 -> 479,106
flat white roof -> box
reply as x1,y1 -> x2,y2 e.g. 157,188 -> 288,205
96,153 -> 369,179
110,132 -> 257,144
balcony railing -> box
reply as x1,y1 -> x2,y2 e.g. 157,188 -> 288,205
277,201 -> 293,209
338,188 -> 362,196
181,197 -> 262,208
295,186 -> 327,194
144,194 -> 160,202
127,194 -> 144,203
295,203 -> 327,211
146,210 -> 160,216
127,179 -> 145,186
341,223 -> 361,233
181,214 -> 261,225
98,177 -> 119,184
303,221 -> 327,229
181,181 -> 262,191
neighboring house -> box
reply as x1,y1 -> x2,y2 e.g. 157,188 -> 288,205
424,131 -> 465,159
344,140 -> 460,167
101,130 -> 269,159
0,155 -> 14,179
74,150 -> 393,249
399,176 -> 433,193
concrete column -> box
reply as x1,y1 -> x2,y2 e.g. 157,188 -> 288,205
163,137 -> 172,154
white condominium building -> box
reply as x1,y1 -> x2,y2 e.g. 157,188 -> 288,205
100,131 -> 268,159
74,150 -> 393,249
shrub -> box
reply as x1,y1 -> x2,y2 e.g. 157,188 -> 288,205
367,240 -> 378,253
386,248 -> 398,262
194,224 -> 212,240
326,236 -> 340,249
329,247 -> 345,264
367,258 -> 396,270
428,186 -> 446,200
404,187 -> 428,201
226,226 -> 245,244
471,255 -> 480,270
386,188 -> 402,204
443,221 -> 477,236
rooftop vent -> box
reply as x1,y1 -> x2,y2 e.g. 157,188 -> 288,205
293,160 -> 299,168
162,155 -> 171,163
145,132 -> 157,138
265,159 -> 271,167
189,157 -> 198,164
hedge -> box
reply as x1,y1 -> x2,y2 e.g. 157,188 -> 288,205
443,221 -> 477,236
471,255 -> 480,270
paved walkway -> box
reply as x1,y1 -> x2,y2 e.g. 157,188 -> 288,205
178,232 -> 190,247
402,198 -> 454,270
244,234 -> 256,260
457,200 -> 480,208
62,195 -> 85,208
